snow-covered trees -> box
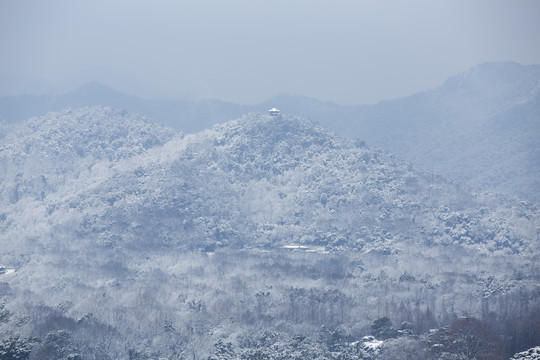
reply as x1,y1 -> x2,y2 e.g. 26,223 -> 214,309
425,317 -> 505,360
0,335 -> 36,360
0,109 -> 538,359
3,110 -> 536,259
511,346 -> 540,360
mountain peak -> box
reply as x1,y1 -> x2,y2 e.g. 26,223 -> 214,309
442,61 -> 540,92
71,82 -> 119,96
211,112 -> 339,152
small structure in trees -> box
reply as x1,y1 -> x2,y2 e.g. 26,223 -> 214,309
268,108 -> 281,117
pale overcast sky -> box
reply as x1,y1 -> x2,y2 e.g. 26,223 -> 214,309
1,0 -> 539,104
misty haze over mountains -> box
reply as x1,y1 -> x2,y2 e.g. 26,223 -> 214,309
0,62 -> 539,359
2,0 -> 540,357
1,61 -> 538,203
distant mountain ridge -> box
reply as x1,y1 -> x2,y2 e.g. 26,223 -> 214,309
0,82 -> 247,133
329,62 -> 540,203
0,61 -> 538,202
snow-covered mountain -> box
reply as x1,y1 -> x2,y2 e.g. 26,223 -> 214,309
0,107 -> 175,206
1,62 -> 537,203
261,62 -> 540,203
1,107 -> 538,359
328,61 -> 540,203
1,107 -> 537,260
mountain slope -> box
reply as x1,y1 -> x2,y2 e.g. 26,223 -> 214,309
1,62 -> 537,203
0,107 -> 175,206
1,108 -> 538,359
327,62 -> 540,202
1,109 -> 536,260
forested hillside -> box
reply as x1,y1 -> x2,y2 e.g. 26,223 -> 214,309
0,108 -> 538,359
1,62 -> 538,203
327,62 -> 540,203
1,108 -> 537,256
0,107 -> 175,207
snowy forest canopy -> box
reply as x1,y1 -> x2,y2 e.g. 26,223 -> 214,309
0,104 -> 538,359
